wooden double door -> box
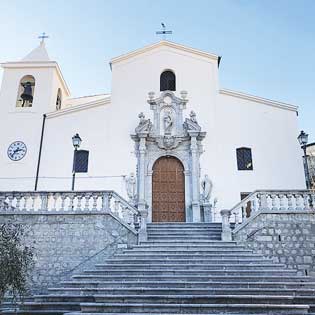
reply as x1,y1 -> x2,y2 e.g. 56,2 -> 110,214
152,157 -> 185,222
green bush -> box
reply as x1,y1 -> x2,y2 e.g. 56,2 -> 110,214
0,223 -> 34,302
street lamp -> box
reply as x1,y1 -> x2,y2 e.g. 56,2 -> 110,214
298,130 -> 311,189
72,133 -> 82,190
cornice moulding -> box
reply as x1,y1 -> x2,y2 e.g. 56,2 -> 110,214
46,97 -> 111,118
220,88 -> 298,112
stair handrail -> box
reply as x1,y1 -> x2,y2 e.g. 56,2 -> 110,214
0,190 -> 141,231
230,189 -> 315,226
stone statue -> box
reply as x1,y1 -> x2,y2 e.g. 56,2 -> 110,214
135,112 -> 152,133
163,109 -> 173,134
125,173 -> 137,203
190,110 -> 197,123
184,110 -> 201,132
201,175 -> 213,202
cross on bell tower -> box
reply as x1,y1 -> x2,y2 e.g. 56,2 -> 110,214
38,32 -> 49,44
156,23 -> 172,40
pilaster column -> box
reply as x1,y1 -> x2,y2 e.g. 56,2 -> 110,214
189,132 -> 201,222
137,134 -> 148,241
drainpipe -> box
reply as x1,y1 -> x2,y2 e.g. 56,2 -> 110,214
34,114 -> 46,191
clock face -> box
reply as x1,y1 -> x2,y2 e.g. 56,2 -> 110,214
7,141 -> 27,161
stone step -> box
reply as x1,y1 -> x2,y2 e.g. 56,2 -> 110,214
124,248 -> 254,254
46,287 -> 315,296
67,313 -> 301,315
80,269 -> 297,277
146,231 -> 222,235
79,302 -> 309,314
113,253 -> 275,259
140,239 -> 236,246
103,258 -> 276,264
147,235 -> 221,239
132,244 -> 244,249
32,294 -> 299,304
147,223 -> 221,227
59,280 -> 315,289
71,275 -> 306,282
93,263 -> 287,271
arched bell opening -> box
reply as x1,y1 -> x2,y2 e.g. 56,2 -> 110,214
16,75 -> 35,108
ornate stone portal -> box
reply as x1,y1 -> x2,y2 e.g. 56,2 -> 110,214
131,91 -> 206,223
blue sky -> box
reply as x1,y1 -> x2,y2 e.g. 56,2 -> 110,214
1,0 -> 314,141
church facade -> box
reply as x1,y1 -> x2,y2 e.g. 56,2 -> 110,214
0,40 -> 306,222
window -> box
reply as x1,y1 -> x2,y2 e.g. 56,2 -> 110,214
56,88 -> 62,110
16,75 -> 35,108
160,70 -> 176,91
236,147 -> 253,170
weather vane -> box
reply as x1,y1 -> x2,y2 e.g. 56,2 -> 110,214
38,32 -> 49,44
156,23 -> 172,40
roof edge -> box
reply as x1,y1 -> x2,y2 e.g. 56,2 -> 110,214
110,40 -> 219,67
220,88 -> 298,112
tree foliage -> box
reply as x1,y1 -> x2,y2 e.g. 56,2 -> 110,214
0,223 -> 34,302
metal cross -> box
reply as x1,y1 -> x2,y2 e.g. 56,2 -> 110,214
156,23 -> 172,40
38,32 -> 49,44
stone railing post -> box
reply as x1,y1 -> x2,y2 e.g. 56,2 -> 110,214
138,207 -> 148,242
220,209 -> 232,241
102,192 -> 111,213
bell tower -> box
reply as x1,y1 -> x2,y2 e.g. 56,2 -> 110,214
0,39 -> 70,190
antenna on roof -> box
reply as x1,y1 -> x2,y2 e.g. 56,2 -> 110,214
156,23 -> 172,40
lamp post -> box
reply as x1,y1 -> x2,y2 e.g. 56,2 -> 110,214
71,133 -> 82,191
298,130 -> 311,189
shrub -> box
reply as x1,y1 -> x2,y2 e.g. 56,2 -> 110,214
0,223 -> 34,302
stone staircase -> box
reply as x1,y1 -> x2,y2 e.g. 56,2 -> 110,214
5,223 -> 315,314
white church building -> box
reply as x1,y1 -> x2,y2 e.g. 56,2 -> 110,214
0,39 -> 306,222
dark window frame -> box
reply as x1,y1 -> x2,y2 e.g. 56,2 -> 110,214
160,70 -> 176,91
236,147 -> 253,171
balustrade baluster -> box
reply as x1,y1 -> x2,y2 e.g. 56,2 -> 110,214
279,194 -> 286,210
257,194 -> 263,211
92,194 -> 98,211
60,195 -> 66,211
68,194 -> 74,211
251,197 -> 257,212
114,199 -> 120,216
22,195 -> 28,211
0,194 -> 6,210
8,195 -> 14,210
295,194 -> 303,210
271,194 -> 278,211
303,193 -> 311,211
76,194 -> 82,211
15,194 -> 21,211
84,194 -> 90,211
287,194 -> 294,210
52,193 -> 58,211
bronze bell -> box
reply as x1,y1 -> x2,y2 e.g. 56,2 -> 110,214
20,81 -> 33,106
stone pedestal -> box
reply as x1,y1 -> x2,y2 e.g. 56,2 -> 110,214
221,209 -> 232,241
203,202 -> 212,222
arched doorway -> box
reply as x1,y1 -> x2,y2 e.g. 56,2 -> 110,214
152,156 -> 185,222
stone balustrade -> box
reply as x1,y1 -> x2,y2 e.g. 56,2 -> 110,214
230,190 -> 315,225
0,190 -> 141,230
